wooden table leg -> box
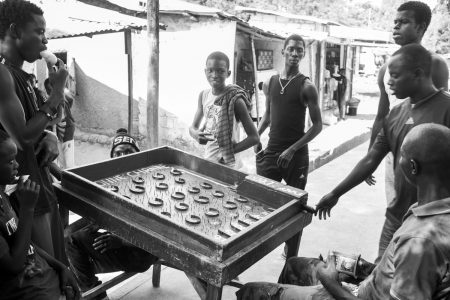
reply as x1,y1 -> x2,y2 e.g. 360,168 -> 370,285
206,284 -> 222,300
152,263 -> 161,287
186,274 -> 207,300
285,229 -> 304,259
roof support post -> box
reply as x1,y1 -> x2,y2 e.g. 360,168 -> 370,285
249,36 -> 260,125
124,29 -> 134,134
146,0 -> 159,148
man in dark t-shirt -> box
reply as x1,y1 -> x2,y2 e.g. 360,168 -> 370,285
316,44 -> 450,259
255,34 -> 322,257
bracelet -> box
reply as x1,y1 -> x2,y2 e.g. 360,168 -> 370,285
38,109 -> 54,121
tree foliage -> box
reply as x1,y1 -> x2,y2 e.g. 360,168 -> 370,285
187,0 -> 449,54
424,0 -> 450,54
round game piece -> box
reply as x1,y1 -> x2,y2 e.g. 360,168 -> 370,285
175,202 -> 189,211
152,173 -> 165,180
170,168 -> 182,176
107,185 -> 119,193
212,190 -> 224,198
161,211 -> 171,217
205,208 -> 219,217
200,182 -> 213,190
194,195 -> 210,204
188,187 -> 200,194
223,201 -> 237,210
155,182 -> 168,190
235,196 -> 248,203
171,192 -> 185,200
185,214 -> 201,225
148,197 -> 164,207
129,185 -> 145,194
132,176 -> 145,184
174,177 -> 186,184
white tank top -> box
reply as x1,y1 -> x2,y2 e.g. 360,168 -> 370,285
383,67 -> 408,108
200,89 -> 242,169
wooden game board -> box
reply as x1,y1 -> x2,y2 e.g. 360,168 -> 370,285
55,146 -> 313,299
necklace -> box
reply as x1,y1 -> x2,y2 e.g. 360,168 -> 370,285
278,73 -> 300,94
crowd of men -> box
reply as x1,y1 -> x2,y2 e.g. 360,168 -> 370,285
0,0 -> 449,299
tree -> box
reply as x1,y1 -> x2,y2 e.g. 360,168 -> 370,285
423,0 -> 450,53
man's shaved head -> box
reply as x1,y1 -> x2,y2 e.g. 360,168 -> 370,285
401,124 -> 450,175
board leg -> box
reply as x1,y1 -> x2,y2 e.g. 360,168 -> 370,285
152,263 -> 161,287
206,284 -> 222,300
285,229 -> 304,259
186,274 -> 207,300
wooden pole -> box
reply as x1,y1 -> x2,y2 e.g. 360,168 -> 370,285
124,29 -> 134,134
146,0 -> 159,148
318,40 -> 326,113
249,36 -> 260,126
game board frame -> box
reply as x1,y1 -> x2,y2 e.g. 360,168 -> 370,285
55,146 -> 312,292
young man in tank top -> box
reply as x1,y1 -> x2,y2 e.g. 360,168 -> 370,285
189,51 -> 259,169
255,34 -> 322,257
365,1 -> 448,259
0,0 -> 69,263
255,34 -> 322,191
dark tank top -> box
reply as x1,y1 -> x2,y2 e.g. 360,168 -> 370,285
267,74 -> 308,152
0,59 -> 56,215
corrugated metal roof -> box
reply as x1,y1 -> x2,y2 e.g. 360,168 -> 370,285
30,0 -> 165,40
46,18 -> 147,39
235,6 -> 342,26
80,0 -> 283,40
109,0 -> 229,16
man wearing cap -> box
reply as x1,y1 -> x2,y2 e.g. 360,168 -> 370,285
66,129 -> 158,299
110,128 -> 139,157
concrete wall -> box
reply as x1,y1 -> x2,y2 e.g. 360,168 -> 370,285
47,32 -> 131,135
46,16 -> 237,153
